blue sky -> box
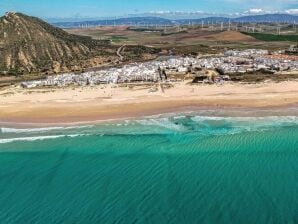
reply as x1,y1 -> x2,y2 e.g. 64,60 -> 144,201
0,0 -> 297,18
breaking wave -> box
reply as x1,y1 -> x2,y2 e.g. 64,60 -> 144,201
136,118 -> 187,131
0,125 -> 93,134
0,134 -> 86,144
133,115 -> 298,135
0,114 -> 297,144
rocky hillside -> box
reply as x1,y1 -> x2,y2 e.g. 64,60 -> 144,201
0,12 -> 120,75
0,12 -> 159,76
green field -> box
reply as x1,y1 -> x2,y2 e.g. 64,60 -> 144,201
111,35 -> 128,42
242,32 -> 298,42
161,30 -> 188,36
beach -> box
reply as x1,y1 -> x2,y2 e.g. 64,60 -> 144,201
0,80 -> 298,125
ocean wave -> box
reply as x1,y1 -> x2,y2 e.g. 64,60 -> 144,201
133,115 -> 298,135
0,134 -> 86,144
191,116 -> 298,128
191,115 -> 298,123
136,118 -> 187,131
0,125 -> 94,134
1,116 -> 297,141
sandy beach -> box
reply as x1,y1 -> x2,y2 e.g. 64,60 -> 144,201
0,81 -> 298,125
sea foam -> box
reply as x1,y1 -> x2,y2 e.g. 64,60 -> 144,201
0,134 -> 86,144
1,115 -> 297,143
0,125 -> 93,134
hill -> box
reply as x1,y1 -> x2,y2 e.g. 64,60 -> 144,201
204,31 -> 256,42
53,14 -> 298,28
232,14 -> 298,23
55,17 -> 174,28
178,14 -> 298,24
0,12 -> 115,75
0,12 -> 159,76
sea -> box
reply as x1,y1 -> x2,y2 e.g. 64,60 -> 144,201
0,110 -> 297,224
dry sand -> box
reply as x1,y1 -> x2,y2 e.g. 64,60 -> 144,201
0,81 -> 298,125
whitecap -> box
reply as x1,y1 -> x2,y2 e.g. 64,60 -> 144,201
0,134 -> 86,144
136,118 -> 186,131
191,115 -> 298,135
0,125 -> 94,134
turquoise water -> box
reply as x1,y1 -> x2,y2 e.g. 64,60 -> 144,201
0,114 -> 298,224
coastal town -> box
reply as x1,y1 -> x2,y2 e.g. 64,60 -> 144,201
21,49 -> 298,88
2,1 -> 298,224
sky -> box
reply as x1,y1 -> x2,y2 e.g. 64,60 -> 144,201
0,0 -> 297,19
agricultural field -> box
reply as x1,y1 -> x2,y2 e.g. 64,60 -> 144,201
68,25 -> 296,56
242,32 -> 298,42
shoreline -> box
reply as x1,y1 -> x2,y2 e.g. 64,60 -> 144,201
1,81 -> 298,127
1,104 -> 298,129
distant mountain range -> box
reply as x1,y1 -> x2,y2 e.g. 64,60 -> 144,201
53,14 -> 298,28
54,17 -> 174,28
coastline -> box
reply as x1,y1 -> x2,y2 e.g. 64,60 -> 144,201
1,81 -> 298,127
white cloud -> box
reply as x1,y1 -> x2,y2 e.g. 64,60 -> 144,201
247,8 -> 264,14
243,8 -> 274,15
143,7 -> 298,19
285,9 -> 298,15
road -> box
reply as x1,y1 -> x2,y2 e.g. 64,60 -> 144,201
117,45 -> 126,61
